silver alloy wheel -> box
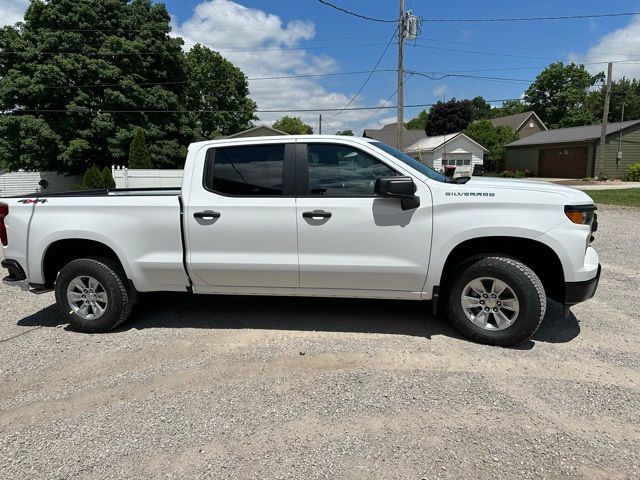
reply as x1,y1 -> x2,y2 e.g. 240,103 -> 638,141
460,277 -> 520,331
66,275 -> 108,321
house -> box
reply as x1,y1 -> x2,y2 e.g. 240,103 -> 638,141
489,111 -> 547,139
224,124 -> 288,138
505,120 -> 640,178
405,132 -> 487,176
363,122 -> 427,150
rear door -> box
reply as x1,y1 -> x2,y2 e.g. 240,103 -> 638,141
295,141 -> 432,294
185,141 -> 299,289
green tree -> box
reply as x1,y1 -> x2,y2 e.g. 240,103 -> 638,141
82,165 -> 104,189
469,96 -> 492,120
524,62 -> 604,128
424,98 -> 474,136
0,0 -> 207,173
272,116 -> 313,134
464,120 -> 519,172
336,129 -> 354,136
102,167 -> 116,189
128,127 -> 153,169
405,110 -> 428,130
588,77 -> 640,123
488,99 -> 531,119
185,44 -> 256,138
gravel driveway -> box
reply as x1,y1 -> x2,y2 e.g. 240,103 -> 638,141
1,205 -> 638,479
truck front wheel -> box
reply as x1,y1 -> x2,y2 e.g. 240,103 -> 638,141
54,257 -> 133,333
446,257 -> 546,346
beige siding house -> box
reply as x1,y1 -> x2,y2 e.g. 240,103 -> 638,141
490,111 -> 547,139
363,122 -> 427,149
224,125 -> 288,138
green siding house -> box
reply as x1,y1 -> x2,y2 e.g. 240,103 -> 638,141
505,120 -> 640,178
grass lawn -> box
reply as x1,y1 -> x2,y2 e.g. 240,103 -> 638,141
586,188 -> 640,207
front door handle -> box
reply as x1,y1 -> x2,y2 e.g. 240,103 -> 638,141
302,210 -> 332,219
194,210 -> 221,219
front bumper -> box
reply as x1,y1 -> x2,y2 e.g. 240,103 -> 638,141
565,263 -> 601,306
1,258 -> 29,291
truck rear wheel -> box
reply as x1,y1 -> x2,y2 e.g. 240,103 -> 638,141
446,257 -> 546,346
54,257 -> 133,333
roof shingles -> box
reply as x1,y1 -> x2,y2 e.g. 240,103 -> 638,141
507,120 -> 640,147
363,123 -> 427,149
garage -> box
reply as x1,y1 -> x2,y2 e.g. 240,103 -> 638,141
505,119 -> 640,179
539,147 -> 588,178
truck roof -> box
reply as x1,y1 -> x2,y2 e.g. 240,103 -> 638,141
188,135 -> 379,149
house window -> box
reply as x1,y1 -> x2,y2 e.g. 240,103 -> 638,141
464,159 -> 471,166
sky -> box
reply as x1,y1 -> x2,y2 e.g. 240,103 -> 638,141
2,0 -> 640,134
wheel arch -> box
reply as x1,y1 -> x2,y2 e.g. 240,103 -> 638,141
41,238 -> 130,289
438,236 -> 565,303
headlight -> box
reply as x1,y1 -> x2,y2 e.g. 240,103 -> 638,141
564,204 -> 597,227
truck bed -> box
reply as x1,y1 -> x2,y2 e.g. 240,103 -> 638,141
8,187 -> 181,198
3,188 -> 188,292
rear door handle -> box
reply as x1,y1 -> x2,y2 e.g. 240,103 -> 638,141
302,210 -> 332,219
194,210 -> 221,219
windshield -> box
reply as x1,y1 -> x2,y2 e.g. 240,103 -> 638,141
370,142 -> 451,183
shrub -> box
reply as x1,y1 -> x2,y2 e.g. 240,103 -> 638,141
129,127 -> 153,169
102,167 -> 116,189
624,162 -> 640,181
581,177 -> 594,182
82,165 -> 104,189
500,169 -> 530,178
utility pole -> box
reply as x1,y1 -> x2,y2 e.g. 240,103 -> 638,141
596,62 -> 613,178
617,102 -> 625,171
319,113 -> 322,134
396,0 -> 405,150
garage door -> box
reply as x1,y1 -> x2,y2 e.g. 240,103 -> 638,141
539,147 -> 588,178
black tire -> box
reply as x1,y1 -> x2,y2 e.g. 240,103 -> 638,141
54,257 -> 133,333
446,256 -> 546,346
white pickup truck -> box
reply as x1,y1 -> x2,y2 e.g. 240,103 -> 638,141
1,135 -> 600,345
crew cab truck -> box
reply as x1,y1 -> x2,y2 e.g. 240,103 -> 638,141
1,136 -> 600,346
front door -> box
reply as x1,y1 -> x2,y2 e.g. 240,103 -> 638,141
296,142 -> 432,294
186,141 -> 299,289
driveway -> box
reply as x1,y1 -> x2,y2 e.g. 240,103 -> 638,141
0,205 -> 638,479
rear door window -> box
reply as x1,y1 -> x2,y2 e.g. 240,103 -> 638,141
205,144 -> 285,196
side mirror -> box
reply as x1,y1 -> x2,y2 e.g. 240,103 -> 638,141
374,176 -> 420,210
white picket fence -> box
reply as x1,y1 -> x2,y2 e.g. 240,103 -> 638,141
111,166 -> 184,189
0,171 -> 81,197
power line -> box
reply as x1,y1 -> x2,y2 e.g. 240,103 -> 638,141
421,37 -> 640,59
350,73 -> 413,134
0,41 -> 389,56
36,69 -> 398,90
410,60 -> 640,75
4,97 -> 524,115
316,0 -> 397,23
326,31 -> 396,118
350,90 -> 399,134
421,11 -> 640,22
408,70 -> 534,84
413,44 -> 563,61
28,69 -> 535,93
